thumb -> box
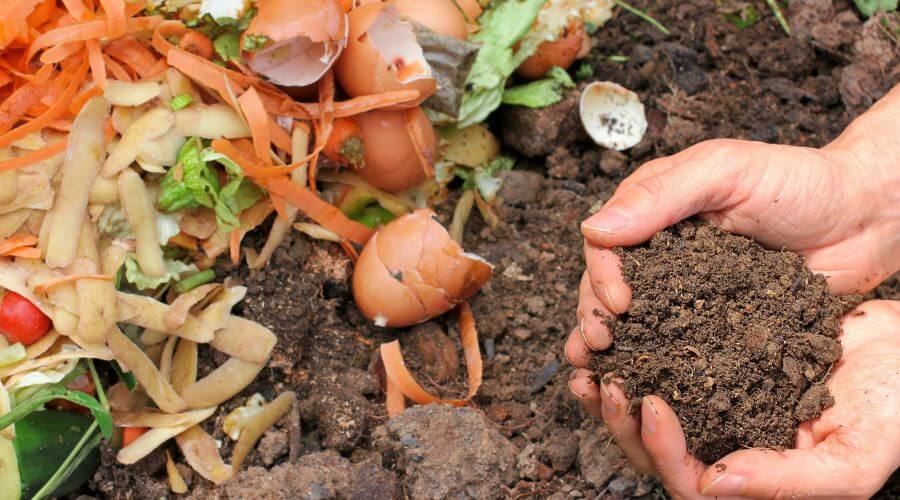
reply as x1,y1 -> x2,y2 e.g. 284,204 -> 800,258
698,438 -> 886,498
581,141 -> 750,247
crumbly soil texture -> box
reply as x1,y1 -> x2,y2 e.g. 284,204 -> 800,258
87,1 -> 899,498
594,221 -> 861,463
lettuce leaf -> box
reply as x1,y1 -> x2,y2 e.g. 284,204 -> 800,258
457,0 -> 548,127
124,254 -> 197,291
502,66 -> 575,108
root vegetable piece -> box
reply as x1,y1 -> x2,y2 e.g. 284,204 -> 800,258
353,209 -> 491,327
516,18 -> 585,80
243,0 -> 348,87
335,3 -> 436,106
353,107 -> 435,192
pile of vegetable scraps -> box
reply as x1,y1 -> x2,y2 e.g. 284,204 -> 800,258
0,0 -> 618,495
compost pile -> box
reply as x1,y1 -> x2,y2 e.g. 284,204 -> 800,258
595,220 -> 862,463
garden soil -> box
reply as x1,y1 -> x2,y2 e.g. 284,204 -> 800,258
88,0 -> 899,498
594,221 -> 861,464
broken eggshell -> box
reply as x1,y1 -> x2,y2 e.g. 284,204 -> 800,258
394,0 -> 469,40
354,106 -> 436,192
353,209 -> 492,328
334,3 -> 437,106
579,81 -> 647,151
517,18 -> 585,80
242,0 -> 348,87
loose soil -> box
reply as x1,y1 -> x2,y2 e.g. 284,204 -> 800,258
594,221 -> 861,463
87,0 -> 899,498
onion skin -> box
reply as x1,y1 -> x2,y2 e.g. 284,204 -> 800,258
354,107 -> 435,192
353,209 -> 492,327
394,0 -> 468,40
517,19 -> 585,80
334,3 -> 436,105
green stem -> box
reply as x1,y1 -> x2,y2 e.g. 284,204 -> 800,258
615,0 -> 671,35
31,421 -> 101,500
174,269 -> 216,294
87,359 -> 109,410
766,0 -> 791,35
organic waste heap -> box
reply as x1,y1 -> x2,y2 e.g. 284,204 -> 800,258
594,221 -> 861,463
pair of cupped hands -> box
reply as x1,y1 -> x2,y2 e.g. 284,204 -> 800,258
567,85 -> 900,498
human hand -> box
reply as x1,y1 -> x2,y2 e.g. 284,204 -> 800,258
569,300 -> 900,499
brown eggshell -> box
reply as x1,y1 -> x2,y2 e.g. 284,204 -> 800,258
353,209 -> 492,327
334,3 -> 436,105
394,0 -> 469,40
353,107 -> 436,192
244,0 -> 348,87
455,0 -> 483,22
516,18 -> 585,80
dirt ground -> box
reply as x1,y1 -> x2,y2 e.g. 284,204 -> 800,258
87,0 -> 899,498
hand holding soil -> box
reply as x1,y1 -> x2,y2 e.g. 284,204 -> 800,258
568,84 -> 900,497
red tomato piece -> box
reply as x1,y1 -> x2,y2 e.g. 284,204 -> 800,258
0,291 -> 51,345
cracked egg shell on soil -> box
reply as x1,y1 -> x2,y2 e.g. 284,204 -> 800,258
353,209 -> 492,328
579,81 -> 647,151
242,0 -> 348,87
353,107 -> 436,192
334,3 -> 436,106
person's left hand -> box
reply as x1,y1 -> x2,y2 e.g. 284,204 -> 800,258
567,300 -> 900,499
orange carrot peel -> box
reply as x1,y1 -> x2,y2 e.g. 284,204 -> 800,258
380,302 -> 483,417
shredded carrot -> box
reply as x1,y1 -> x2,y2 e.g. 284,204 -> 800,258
237,87 -> 271,162
309,71 -> 335,192
178,31 -> 213,59
385,376 -> 406,418
39,41 -> 82,64
405,107 -> 435,177
322,117 -> 361,166
270,194 -> 288,220
0,137 -> 66,172
0,235 -> 38,254
121,427 -> 148,447
102,54 -> 131,81
85,38 -> 106,88
2,247 -> 42,259
25,20 -> 105,61
379,302 -> 482,408
338,240 -> 359,262
167,48 -> 246,108
150,20 -> 187,56
99,0 -> 126,38
105,35 -> 159,78
68,85 -> 102,116
33,273 -> 113,295
267,117 -> 292,153
0,54 -> 88,148
0,83 -> 46,134
287,90 -> 421,119
229,230 -> 240,265
60,0 -> 88,20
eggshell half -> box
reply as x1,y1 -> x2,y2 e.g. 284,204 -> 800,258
516,18 -> 585,80
334,3 -> 436,105
353,209 -> 492,327
394,0 -> 469,40
579,81 -> 647,151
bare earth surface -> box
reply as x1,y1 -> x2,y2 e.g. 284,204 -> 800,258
87,0 -> 899,498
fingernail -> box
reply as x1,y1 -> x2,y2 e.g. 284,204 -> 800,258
600,382 -> 620,415
701,473 -> 746,496
579,318 -> 597,351
642,398 -> 658,435
583,208 -> 633,234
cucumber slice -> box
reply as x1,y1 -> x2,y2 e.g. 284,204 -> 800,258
0,437 -> 21,500
12,410 -> 100,499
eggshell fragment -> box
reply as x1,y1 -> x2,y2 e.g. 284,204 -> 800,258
579,81 -> 647,151
517,19 -> 585,80
354,107 -> 435,192
243,0 -> 348,87
334,3 -> 436,106
394,0 -> 469,40
353,209 -> 492,327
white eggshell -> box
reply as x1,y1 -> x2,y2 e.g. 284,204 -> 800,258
579,81 -> 647,151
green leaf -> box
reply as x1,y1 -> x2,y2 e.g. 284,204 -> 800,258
214,32 -> 242,63
110,361 -> 137,391
457,0 -> 548,127
502,66 -> 575,108
124,254 -> 197,291
724,5 -> 759,29
575,61 -> 594,80
242,33 -> 269,52
215,177 -> 262,231
30,420 -> 102,500
0,388 -> 113,439
350,205 -> 396,228
853,0 -> 898,16
170,93 -> 194,110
